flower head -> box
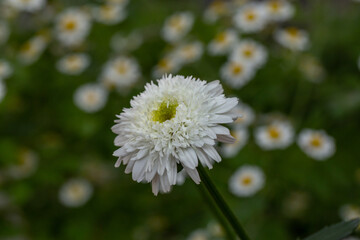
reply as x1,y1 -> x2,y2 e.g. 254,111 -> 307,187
92,4 -> 127,25
0,21 -> 10,45
0,59 -> 13,81
208,29 -> 238,56
220,59 -> 255,89
56,53 -> 90,75
112,75 -> 238,195
74,83 -> 108,113
265,0 -> 294,22
229,165 -> 265,197
233,3 -> 268,33
6,0 -> 45,12
59,178 -> 93,207
221,128 -> 249,158
297,129 -> 335,160
274,27 -> 309,51
230,39 -> 268,69
255,120 -> 294,150
162,12 -> 194,43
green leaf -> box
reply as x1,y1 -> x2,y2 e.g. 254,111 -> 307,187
303,218 -> 360,240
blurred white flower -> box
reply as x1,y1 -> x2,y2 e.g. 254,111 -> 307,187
0,59 -> 13,81
206,222 -> 225,238
112,75 -> 238,195
106,0 -> 129,6
264,0 -> 294,22
0,21 -> 10,45
55,8 -> 91,46
230,39 -> 268,69
187,229 -> 209,240
255,121 -> 294,150
232,102 -> 255,128
274,27 -> 309,51
59,178 -> 93,207
74,83 -> 108,113
100,56 -> 140,90
233,3 -> 268,33
229,165 -> 265,197
208,29 -> 238,56
221,128 -> 249,158
0,81 -> 6,103
173,41 -> 204,65
339,204 -> 360,221
220,59 -> 255,89
110,31 -> 143,53
6,0 -> 46,12
7,149 -> 38,179
92,4 -> 127,25
56,53 -> 90,75
203,0 -> 230,24
18,35 -> 48,65
282,191 -> 309,218
299,55 -> 325,83
152,56 -> 182,79
297,129 -> 335,160
162,11 -> 194,43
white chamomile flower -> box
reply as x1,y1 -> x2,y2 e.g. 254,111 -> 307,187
187,229 -> 209,240
0,21 -> 10,45
7,149 -> 38,179
297,129 -> 335,161
162,11 -> 194,43
100,56 -> 140,89
112,75 -> 239,195
111,31 -> 143,53
220,59 -> 255,89
0,81 -> 6,103
233,3 -> 268,33
152,56 -> 182,79
56,53 -> 90,75
339,204 -> 360,221
74,83 -> 108,113
232,102 -> 255,128
255,121 -> 294,150
221,128 -> 249,158
208,29 -> 238,56
106,0 -> 129,6
203,0 -> 230,24
59,178 -> 93,207
265,0 -> 294,22
18,35 -> 48,65
92,4 -> 127,25
274,27 -> 309,51
55,8 -> 91,47
0,60 -> 13,81
173,41 -> 204,65
230,39 -> 267,69
207,222 -> 225,238
229,165 -> 265,197
299,55 -> 325,83
6,0 -> 45,12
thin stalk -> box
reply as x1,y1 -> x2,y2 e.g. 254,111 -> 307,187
196,181 -> 236,240
197,164 -> 251,240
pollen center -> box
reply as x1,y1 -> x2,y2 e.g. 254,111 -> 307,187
241,176 -> 253,186
268,126 -> 281,139
151,100 -> 178,123
310,135 -> 323,148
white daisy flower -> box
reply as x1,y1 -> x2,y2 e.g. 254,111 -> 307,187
0,21 -> 10,45
0,59 -> 13,81
173,41 -> 204,65
339,204 -> 360,221
233,3 -> 268,33
0,81 -> 7,103
220,59 -> 256,89
55,8 -> 91,47
162,11 -> 194,43
18,35 -> 48,65
56,53 -> 90,75
110,31 -> 143,53
298,55 -> 325,83
112,75 -> 239,195
222,128 -> 249,158
232,102 -> 255,128
92,4 -> 127,25
229,165 -> 265,197
59,178 -> 93,207
274,27 -> 309,51
187,229 -> 209,240
254,121 -> 294,150
100,56 -> 140,89
265,0 -> 294,22
203,0 -> 230,24
297,129 -> 335,161
152,56 -> 182,79
7,149 -> 38,179
6,0 -> 45,12
208,29 -> 238,56
106,0 -> 129,6
74,83 -> 108,113
230,39 -> 268,69
207,222 -> 225,238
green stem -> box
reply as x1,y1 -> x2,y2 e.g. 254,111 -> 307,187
196,181 -> 236,240
197,164 -> 251,240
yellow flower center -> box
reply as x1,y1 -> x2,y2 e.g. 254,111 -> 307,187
169,16 -> 183,31
269,1 -> 281,12
310,135 -> 323,148
241,176 -> 253,186
245,11 -> 256,21
151,100 -> 178,123
116,62 -> 128,74
63,20 -> 77,31
231,64 -> 243,75
85,92 -> 98,104
243,47 -> 254,58
215,32 -> 227,43
158,59 -> 170,70
267,126 -> 281,139
286,27 -> 299,37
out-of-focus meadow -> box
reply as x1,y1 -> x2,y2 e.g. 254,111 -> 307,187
0,0 -> 360,239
